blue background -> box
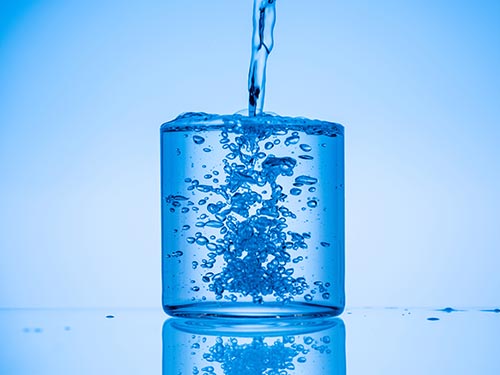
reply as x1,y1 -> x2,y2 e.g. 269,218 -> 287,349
1,0 -> 499,309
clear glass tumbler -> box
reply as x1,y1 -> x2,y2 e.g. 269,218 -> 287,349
163,317 -> 346,375
161,113 -> 344,318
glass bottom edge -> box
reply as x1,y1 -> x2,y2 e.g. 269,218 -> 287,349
163,301 -> 344,319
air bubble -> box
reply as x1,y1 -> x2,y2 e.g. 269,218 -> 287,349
307,200 -> 318,208
285,134 -> 300,146
295,175 -> 318,185
196,237 -> 208,246
193,135 -> 205,144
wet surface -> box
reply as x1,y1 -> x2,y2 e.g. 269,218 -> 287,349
0,307 -> 499,374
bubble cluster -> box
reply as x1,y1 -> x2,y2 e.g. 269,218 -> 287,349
195,334 -> 331,375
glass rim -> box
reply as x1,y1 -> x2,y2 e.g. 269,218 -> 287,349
161,112 -> 344,137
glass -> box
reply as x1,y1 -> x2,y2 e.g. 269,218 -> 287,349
162,317 -> 346,375
161,113 -> 344,318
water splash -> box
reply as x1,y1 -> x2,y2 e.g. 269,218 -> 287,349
248,0 -> 277,116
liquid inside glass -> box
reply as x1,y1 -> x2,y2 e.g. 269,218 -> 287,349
161,113 -> 344,318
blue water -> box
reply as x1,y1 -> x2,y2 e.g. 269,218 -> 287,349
248,0 -> 277,116
163,317 -> 346,375
161,113 -> 344,318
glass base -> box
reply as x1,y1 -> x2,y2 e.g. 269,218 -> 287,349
164,302 -> 344,319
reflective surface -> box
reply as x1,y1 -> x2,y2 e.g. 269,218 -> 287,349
1,308 -> 499,374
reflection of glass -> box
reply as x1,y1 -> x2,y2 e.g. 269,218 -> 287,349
162,317 -> 346,375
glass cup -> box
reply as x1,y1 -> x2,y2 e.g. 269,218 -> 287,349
161,113 -> 344,318
163,317 -> 346,375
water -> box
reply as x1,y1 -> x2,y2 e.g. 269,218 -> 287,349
248,0 -> 277,116
161,113 -> 344,318
163,317 -> 346,375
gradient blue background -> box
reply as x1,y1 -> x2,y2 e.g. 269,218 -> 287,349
1,0 -> 499,309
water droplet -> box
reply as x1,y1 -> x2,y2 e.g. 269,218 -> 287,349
304,294 -> 313,301
320,242 -> 331,247
105,315 -> 114,319
290,188 -> 302,196
297,357 -> 307,363
481,308 -> 500,313
298,155 -> 314,160
438,307 -> 457,313
203,147 -> 211,152
427,317 -> 440,321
